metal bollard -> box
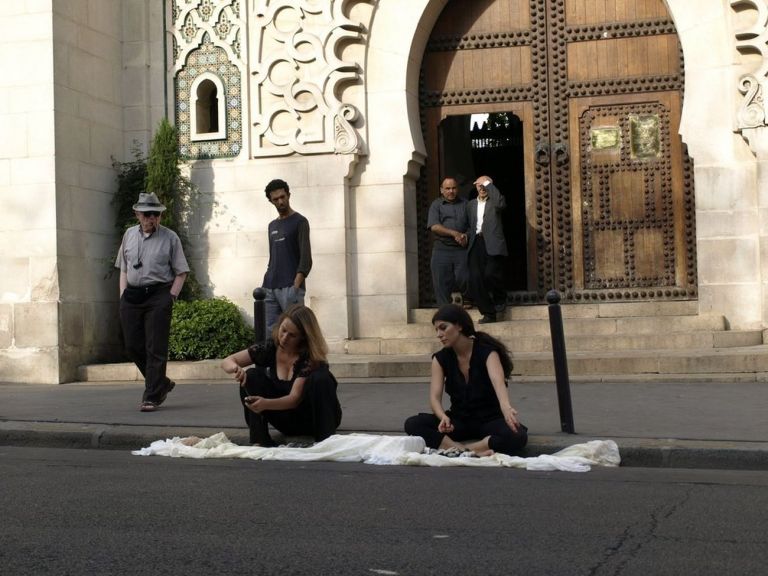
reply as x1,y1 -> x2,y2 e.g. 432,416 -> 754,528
253,287 -> 267,343
546,289 -> 576,434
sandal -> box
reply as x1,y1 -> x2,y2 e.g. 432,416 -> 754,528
156,380 -> 176,406
139,401 -> 158,412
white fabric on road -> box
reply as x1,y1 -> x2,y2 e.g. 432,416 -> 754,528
132,433 -> 620,471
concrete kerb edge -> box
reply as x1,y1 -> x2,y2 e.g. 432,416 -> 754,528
2,422 -> 768,470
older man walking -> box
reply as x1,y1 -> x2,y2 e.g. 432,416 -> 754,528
115,192 -> 189,412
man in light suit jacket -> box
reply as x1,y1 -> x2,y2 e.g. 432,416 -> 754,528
467,175 -> 508,323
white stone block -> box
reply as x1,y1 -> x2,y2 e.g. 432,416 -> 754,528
0,230 -> 55,258
309,227 -> 345,255
353,184 -> 406,228
55,114 -> 91,160
30,256 -> 59,301
123,106 -> 149,133
235,231 -> 269,258
349,227 -> 405,254
350,251 -> 407,296
0,303 -> 13,348
14,301 -> 58,347
350,293 -> 409,338
7,84 -> 54,114
0,41 -> 54,86
309,253 -> 347,297
698,237 -> 759,284
696,210 -> 758,239
27,110 -> 55,156
0,12 -> 52,42
699,283 -> 761,331
0,347 -> 60,384
0,258 -> 31,302
299,185 -> 346,229
0,114 -> 28,158
0,160 -> 9,186
693,164 -> 756,211
9,155 -> 55,184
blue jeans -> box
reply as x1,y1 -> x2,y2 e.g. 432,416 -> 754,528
264,285 -> 306,332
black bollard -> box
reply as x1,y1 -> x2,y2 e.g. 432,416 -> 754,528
546,290 -> 575,434
253,287 -> 267,343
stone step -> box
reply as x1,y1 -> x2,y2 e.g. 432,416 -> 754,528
409,300 -> 700,323
380,314 -> 726,339
333,346 -> 768,379
76,345 -> 768,382
347,329 -> 763,355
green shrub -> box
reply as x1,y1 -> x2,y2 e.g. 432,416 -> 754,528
169,298 -> 254,360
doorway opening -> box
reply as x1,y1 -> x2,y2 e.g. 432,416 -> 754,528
437,112 -> 527,292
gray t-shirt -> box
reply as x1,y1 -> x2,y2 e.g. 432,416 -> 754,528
427,196 -> 469,251
115,224 -> 190,286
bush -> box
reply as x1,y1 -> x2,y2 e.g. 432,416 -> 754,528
169,298 -> 254,360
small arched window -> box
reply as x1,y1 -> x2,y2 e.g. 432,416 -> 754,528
190,73 -> 226,141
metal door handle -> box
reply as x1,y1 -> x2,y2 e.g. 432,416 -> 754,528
553,142 -> 570,166
535,142 -> 551,166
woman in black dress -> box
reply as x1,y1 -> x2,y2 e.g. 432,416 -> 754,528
221,304 -> 341,446
404,304 -> 527,456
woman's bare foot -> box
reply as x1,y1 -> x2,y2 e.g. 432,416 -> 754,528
465,437 -> 495,457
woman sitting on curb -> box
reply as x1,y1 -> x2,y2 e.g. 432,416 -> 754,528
221,304 -> 342,446
404,304 -> 528,456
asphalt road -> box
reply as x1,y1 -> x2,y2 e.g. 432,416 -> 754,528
3,446 -> 768,576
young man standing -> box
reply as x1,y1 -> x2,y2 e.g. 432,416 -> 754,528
262,179 -> 312,331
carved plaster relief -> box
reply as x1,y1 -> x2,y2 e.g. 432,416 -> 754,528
249,0 -> 371,157
732,0 -> 768,130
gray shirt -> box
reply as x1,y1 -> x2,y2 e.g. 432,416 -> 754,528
427,196 -> 469,251
115,225 -> 190,286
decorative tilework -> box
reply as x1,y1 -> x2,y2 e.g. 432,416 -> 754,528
171,0 -> 245,159
176,39 -> 242,159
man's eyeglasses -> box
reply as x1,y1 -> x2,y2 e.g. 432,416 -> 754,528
140,211 -> 161,218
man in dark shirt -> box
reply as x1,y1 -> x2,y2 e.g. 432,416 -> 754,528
427,176 -> 469,306
262,179 -> 312,331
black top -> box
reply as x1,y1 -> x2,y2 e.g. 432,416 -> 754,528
263,212 -> 312,289
434,341 -> 503,422
247,340 -> 315,395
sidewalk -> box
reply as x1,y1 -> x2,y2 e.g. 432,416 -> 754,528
1,378 -> 767,470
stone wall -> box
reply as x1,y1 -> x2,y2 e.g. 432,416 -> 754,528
0,2 -> 59,382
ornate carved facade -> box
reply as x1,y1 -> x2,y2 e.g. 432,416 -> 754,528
248,0 -> 370,156
733,0 -> 768,132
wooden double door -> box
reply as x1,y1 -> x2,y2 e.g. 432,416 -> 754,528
419,0 -> 696,305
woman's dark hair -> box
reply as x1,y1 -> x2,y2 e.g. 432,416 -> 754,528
431,304 -> 513,379
264,178 -> 290,199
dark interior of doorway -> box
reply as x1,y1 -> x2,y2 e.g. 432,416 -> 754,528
438,112 -> 527,291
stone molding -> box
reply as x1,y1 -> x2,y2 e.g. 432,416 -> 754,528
249,0 -> 371,157
733,1 -> 768,135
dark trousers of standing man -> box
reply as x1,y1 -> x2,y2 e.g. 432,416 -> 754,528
468,235 -> 506,318
119,285 -> 174,403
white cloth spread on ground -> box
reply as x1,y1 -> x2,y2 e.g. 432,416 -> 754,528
132,433 -> 620,472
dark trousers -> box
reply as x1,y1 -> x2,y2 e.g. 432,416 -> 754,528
468,236 -> 507,316
431,248 -> 468,306
404,412 -> 528,455
239,367 -> 342,445
119,287 -> 174,403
